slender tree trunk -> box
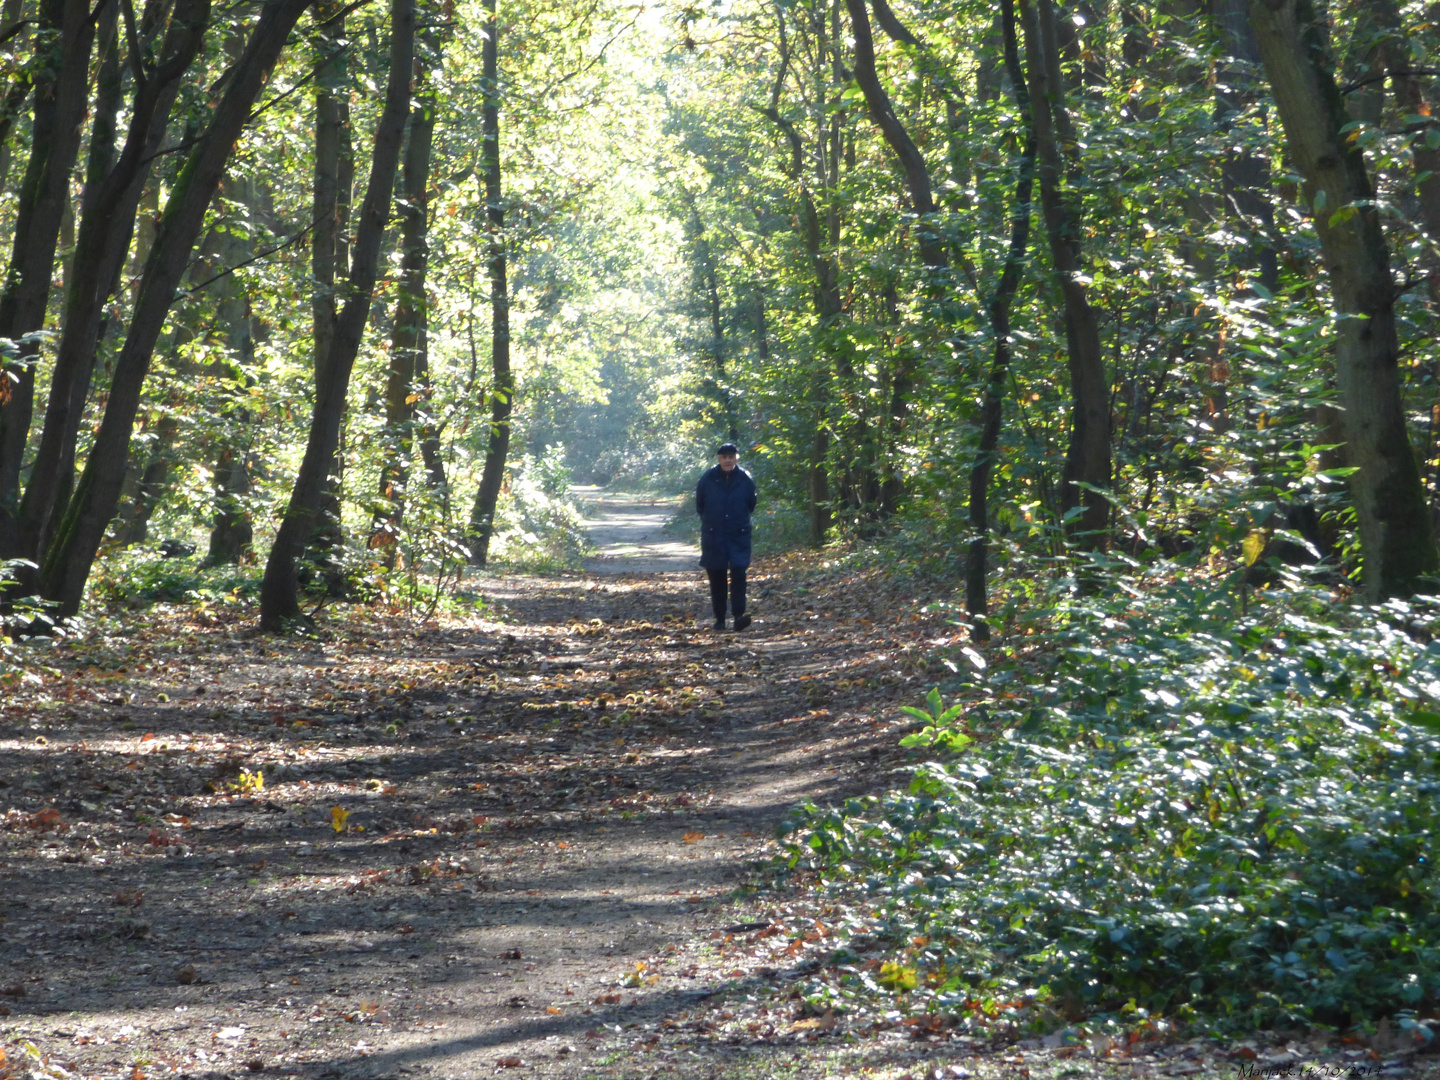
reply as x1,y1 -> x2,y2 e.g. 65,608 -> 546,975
967,0 -> 1037,640
466,0 -> 511,568
698,227 -> 737,440
374,69 -> 438,549
307,0 -> 354,589
15,0 -> 210,568
206,170 -> 261,565
0,0 -> 32,195
259,0 -> 415,628
0,0 -> 96,556
757,4 -> 837,543
40,0 -> 318,620
1247,0 -> 1436,597
111,414 -> 180,547
1019,0 -> 1112,547
844,0 -> 945,273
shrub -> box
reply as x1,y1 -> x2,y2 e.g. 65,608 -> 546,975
781,575 -> 1440,1032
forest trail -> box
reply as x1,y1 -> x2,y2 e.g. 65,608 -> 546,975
576,488 -> 696,575
0,501 -> 952,1079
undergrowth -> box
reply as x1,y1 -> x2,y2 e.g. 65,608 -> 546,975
779,567 -> 1440,1039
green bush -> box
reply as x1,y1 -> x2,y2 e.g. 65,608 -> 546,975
490,452 -> 591,571
87,548 -> 259,609
780,576 -> 1440,1033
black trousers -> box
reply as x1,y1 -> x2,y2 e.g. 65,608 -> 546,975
706,567 -> 746,620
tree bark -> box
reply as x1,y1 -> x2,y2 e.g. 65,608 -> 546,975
1019,0 -> 1111,547
1247,0 -> 1436,597
466,0 -> 511,568
40,0 -> 318,620
967,0 -> 1037,640
0,0 -> 96,556
259,0 -> 415,628
306,0 -> 354,588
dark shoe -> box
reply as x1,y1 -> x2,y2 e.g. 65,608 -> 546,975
733,613 -> 752,631
712,618 -> 726,631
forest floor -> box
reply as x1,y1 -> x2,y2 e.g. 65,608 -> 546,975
0,498 -> 1427,1080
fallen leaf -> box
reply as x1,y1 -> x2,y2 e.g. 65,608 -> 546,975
682,831 -> 704,844
792,1010 -> 837,1031
497,1058 -> 523,1068
0,983 -> 26,997
331,805 -> 350,832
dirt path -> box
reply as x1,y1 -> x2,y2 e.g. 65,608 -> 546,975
0,501 -> 948,1080
575,489 -> 696,575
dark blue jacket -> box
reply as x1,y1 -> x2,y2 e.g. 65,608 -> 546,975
696,465 -> 757,570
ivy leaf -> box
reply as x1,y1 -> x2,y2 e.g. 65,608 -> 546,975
1242,530 -> 1267,567
877,961 -> 917,991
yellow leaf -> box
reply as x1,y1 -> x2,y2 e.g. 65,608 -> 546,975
1242,530 -> 1268,567
878,961 -> 917,991
405,393 -> 421,404
331,805 -> 350,833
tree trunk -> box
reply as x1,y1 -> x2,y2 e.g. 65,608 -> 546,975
111,414 -> 180,548
374,71 -> 438,550
40,0 -> 318,621
967,0 -> 1037,640
0,0 -> 96,556
843,0 -> 945,272
466,0 -> 511,568
259,0 -> 416,629
205,170 -> 261,566
15,0 -> 209,567
306,0 -> 354,589
757,2 -> 839,542
1019,0 -> 1112,547
0,0 -> 32,195
1247,0 -> 1436,597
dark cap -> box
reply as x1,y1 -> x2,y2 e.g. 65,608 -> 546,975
716,442 -> 739,456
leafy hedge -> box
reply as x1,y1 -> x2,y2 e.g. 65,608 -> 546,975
780,578 -> 1440,1033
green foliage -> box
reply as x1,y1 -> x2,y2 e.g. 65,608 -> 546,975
489,451 -> 591,571
781,576 -> 1440,1032
87,550 -> 259,611
1,560 -> 54,688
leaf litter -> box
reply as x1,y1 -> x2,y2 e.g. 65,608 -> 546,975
0,544 -> 967,1079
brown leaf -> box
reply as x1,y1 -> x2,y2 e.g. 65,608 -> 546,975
682,831 -> 704,844
496,1057 -> 523,1067
27,807 -> 63,829
791,1010 -> 837,1031
0,983 -> 26,997
175,964 -> 198,985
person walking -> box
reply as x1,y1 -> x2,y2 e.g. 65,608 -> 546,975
696,442 -> 756,631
